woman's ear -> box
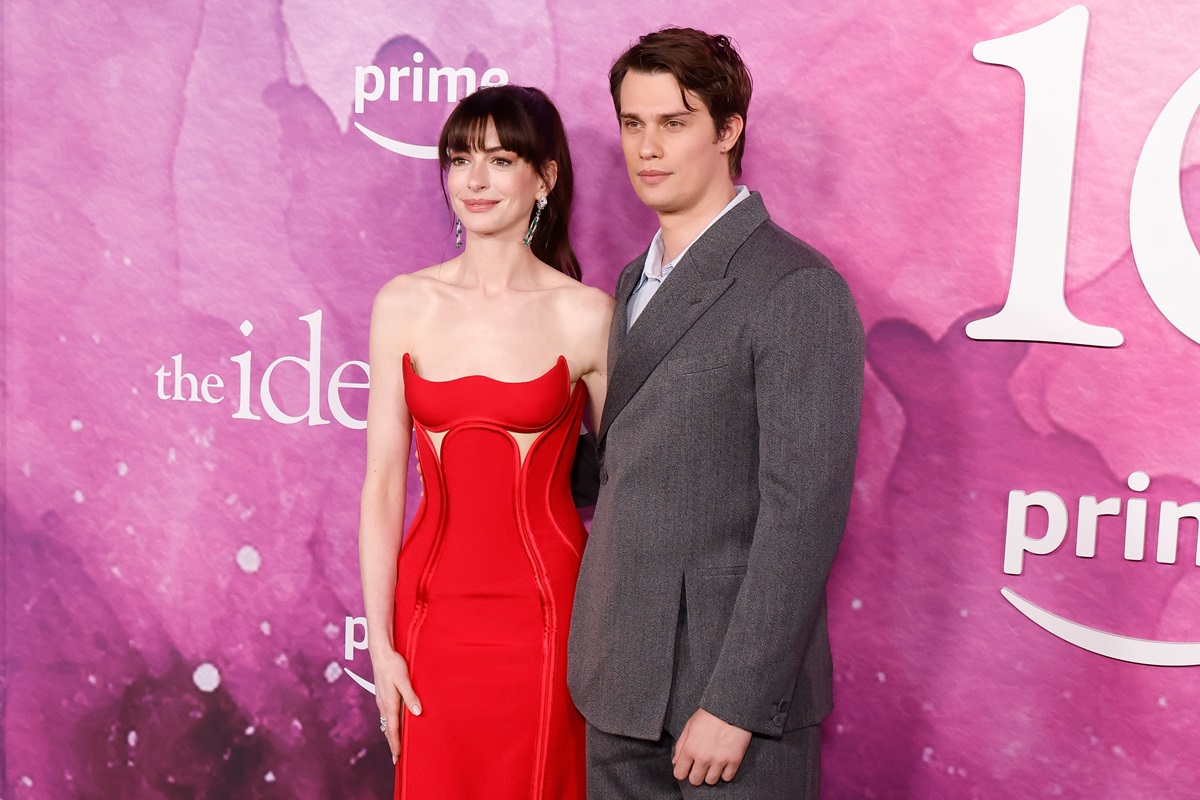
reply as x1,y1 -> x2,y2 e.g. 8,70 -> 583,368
540,160 -> 558,196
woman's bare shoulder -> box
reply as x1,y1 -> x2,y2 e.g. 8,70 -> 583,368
373,265 -> 454,315
546,270 -> 612,307
560,279 -> 614,323
547,277 -> 613,355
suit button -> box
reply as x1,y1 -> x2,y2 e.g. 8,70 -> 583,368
776,700 -> 789,712
600,467 -> 609,485
772,713 -> 786,727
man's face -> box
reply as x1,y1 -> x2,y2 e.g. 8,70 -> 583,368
617,71 -> 736,215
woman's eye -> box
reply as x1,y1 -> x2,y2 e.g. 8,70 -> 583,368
493,158 -> 512,166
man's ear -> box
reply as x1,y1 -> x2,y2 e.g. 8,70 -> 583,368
540,160 -> 559,196
717,114 -> 744,153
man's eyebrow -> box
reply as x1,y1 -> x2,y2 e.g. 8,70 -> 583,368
620,110 -> 694,122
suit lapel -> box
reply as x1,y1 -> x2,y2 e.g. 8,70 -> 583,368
599,193 -> 771,443
599,267 -> 734,442
607,254 -> 644,374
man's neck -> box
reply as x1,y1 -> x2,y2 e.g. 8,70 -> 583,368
657,183 -> 740,265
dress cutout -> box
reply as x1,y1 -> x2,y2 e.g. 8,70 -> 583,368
393,353 -> 588,800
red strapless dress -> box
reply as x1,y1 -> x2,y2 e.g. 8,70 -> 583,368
393,353 -> 588,800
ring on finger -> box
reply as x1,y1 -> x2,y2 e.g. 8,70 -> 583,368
379,716 -> 388,733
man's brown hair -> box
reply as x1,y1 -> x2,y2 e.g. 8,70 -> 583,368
609,28 -> 753,178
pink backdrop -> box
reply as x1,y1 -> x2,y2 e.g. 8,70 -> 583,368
5,1 -> 1200,797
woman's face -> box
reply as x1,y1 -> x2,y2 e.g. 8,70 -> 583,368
446,120 -> 549,243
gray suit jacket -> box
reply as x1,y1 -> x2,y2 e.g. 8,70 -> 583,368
567,192 -> 863,740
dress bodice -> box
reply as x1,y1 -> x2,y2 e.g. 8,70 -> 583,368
399,351 -> 588,559
402,353 -> 579,432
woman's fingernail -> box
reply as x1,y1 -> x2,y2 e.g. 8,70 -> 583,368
411,704 -> 422,716
392,755 -> 397,765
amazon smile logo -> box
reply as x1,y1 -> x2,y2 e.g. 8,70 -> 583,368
353,52 -> 510,159
342,616 -> 376,694
1003,471 -> 1200,666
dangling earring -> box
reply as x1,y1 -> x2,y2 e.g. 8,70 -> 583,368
454,218 -> 463,250
523,196 -> 547,247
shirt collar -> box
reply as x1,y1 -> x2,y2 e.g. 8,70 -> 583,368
642,185 -> 751,282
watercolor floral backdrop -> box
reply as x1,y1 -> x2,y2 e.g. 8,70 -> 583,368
5,0 -> 1200,797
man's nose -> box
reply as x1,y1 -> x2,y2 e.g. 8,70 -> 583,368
639,128 -> 662,159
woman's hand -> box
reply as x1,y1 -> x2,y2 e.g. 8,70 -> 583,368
372,648 -> 423,764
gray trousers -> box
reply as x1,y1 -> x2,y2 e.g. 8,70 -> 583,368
585,722 -> 821,800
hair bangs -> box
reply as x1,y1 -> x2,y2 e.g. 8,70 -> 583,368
438,90 -> 540,170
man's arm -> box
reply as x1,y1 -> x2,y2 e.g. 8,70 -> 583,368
699,264 -> 864,735
571,430 -> 601,507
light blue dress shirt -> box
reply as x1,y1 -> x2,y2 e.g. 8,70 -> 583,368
626,186 -> 751,331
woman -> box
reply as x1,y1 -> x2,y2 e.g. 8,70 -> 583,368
358,85 -> 612,800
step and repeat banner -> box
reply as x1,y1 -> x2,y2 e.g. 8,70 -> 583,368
5,0 -> 1200,797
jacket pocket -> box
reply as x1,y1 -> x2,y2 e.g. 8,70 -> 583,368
667,349 -> 734,374
683,566 -> 747,676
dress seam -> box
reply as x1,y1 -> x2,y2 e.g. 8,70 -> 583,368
399,423 -> 449,800
515,435 -> 556,800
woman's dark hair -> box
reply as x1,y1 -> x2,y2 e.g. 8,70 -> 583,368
609,28 -> 752,179
437,85 -> 580,280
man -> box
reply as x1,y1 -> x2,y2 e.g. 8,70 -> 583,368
567,28 -> 864,799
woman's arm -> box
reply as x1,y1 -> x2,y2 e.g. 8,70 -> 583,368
569,286 -> 614,508
577,287 -> 615,432
358,281 -> 422,763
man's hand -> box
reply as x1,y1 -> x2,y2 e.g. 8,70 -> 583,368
671,708 -> 753,786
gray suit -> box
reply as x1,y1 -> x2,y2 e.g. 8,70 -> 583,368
568,193 -> 863,796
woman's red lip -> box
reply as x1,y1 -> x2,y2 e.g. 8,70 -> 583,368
638,170 -> 669,176
462,200 -> 499,211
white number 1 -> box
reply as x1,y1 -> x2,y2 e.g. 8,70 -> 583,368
966,6 -> 1124,347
